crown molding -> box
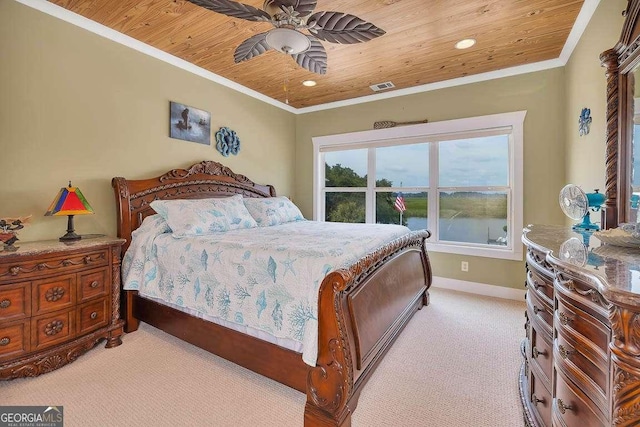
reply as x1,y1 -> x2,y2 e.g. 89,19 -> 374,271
15,0 -> 600,115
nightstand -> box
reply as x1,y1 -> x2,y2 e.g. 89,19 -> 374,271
0,236 -> 125,379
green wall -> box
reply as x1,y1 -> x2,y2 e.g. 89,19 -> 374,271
294,70 -> 565,289
0,1 -> 296,242
293,0 -> 628,290
0,0 -> 630,292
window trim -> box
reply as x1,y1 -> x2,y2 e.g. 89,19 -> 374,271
312,111 -> 526,261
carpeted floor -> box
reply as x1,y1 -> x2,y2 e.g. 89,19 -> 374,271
1,287 -> 526,426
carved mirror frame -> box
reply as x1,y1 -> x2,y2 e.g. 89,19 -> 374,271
601,0 -> 640,229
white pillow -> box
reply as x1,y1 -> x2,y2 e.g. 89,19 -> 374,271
150,195 -> 257,237
243,196 -> 305,227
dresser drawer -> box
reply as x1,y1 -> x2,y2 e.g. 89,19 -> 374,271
0,283 -> 31,321
553,368 -> 607,427
0,320 -> 30,362
555,332 -> 608,414
0,248 -> 110,281
30,309 -> 75,351
527,288 -> 553,332
529,321 -> 552,386
32,274 -> 76,316
77,298 -> 108,335
529,362 -> 552,426
527,269 -> 554,305
77,268 -> 108,302
556,295 -> 610,357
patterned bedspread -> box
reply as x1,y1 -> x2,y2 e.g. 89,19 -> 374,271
122,216 -> 411,365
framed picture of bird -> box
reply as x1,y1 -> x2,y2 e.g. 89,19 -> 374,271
169,101 -> 211,145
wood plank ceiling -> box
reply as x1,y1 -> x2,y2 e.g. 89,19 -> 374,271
49,0 -> 585,109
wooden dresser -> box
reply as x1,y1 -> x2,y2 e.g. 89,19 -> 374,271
520,225 -> 640,427
0,236 -> 125,379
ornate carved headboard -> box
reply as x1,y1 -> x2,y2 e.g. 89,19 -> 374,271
112,161 -> 276,252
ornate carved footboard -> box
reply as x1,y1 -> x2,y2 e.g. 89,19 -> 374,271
112,161 -> 432,426
307,231 -> 431,426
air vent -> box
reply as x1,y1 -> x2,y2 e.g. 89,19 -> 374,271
370,81 -> 395,92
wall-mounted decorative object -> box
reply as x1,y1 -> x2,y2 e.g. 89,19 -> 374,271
169,101 -> 211,145
215,127 -> 241,157
373,118 -> 428,129
579,108 -> 592,136
0,215 -> 31,251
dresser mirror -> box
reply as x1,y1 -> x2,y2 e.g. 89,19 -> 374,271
601,0 -> 640,228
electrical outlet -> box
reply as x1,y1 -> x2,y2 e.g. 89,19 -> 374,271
461,261 -> 469,272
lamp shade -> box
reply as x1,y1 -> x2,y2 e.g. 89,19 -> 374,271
265,28 -> 311,54
45,183 -> 94,217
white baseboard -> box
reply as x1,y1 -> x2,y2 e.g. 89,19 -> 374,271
431,276 -> 526,301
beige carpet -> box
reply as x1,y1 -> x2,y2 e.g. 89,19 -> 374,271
1,288 -> 526,426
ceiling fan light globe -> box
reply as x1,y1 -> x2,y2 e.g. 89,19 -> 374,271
266,28 -> 310,54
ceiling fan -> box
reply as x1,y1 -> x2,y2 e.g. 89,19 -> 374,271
187,0 -> 386,75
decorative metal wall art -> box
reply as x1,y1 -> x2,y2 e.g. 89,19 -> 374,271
373,119 -> 428,129
579,108 -> 592,136
215,127 -> 241,157
169,101 -> 211,145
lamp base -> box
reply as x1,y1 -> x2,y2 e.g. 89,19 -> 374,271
59,215 -> 81,241
59,231 -> 82,242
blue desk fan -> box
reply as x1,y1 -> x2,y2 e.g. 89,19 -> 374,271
559,184 -> 606,231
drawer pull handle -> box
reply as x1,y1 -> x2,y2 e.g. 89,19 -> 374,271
90,280 -> 99,288
533,305 -> 543,315
532,394 -> 544,406
0,299 -> 10,309
557,399 -> 572,414
0,337 -> 9,346
558,344 -> 573,359
45,286 -> 65,302
532,279 -> 541,290
90,311 -> 98,320
44,320 -> 64,336
559,312 -> 574,325
533,347 -> 547,358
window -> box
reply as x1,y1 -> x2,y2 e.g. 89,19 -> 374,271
312,111 -> 526,260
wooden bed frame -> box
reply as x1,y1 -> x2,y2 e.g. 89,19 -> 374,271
112,160 -> 432,426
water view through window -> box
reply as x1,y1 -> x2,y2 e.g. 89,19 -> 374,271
322,133 -> 511,248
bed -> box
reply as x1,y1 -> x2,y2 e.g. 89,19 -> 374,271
112,160 -> 432,426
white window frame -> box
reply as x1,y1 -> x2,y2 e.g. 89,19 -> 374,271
312,111 -> 526,261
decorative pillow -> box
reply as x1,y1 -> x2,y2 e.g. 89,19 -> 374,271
243,196 -> 305,227
150,195 -> 257,237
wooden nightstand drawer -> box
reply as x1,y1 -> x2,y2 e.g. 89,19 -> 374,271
0,237 -> 124,380
32,274 -> 76,316
77,268 -> 108,302
31,309 -> 75,351
0,248 -> 110,281
77,298 -> 108,335
0,283 -> 31,321
0,320 -> 30,362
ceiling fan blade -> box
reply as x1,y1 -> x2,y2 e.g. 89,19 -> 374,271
307,11 -> 385,44
187,0 -> 270,22
269,0 -> 317,17
292,36 -> 327,74
234,32 -> 272,63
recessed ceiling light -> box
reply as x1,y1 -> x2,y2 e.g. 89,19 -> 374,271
455,38 -> 476,50
302,80 -> 317,87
